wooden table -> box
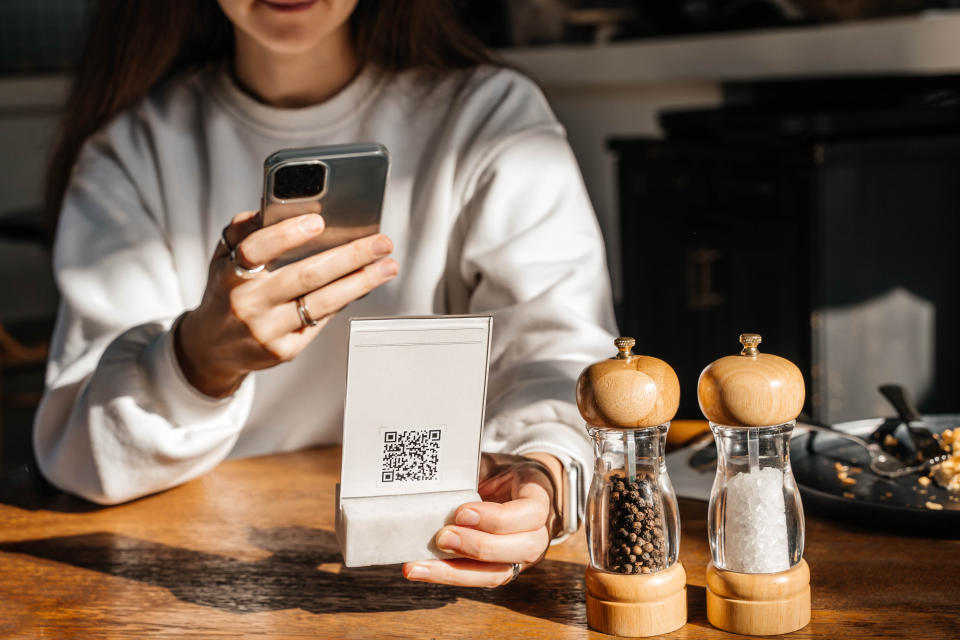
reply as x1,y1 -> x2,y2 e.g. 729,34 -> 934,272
1,447 -> 957,639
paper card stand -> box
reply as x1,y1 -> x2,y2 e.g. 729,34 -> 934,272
336,315 -> 492,567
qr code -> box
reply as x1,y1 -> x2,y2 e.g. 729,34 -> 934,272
380,427 -> 443,483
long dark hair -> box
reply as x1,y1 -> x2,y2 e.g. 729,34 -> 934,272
45,0 -> 499,227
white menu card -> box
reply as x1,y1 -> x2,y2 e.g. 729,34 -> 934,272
336,315 -> 492,566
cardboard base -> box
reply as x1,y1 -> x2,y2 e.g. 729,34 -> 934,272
706,559 -> 811,636
585,562 -> 687,637
336,484 -> 481,567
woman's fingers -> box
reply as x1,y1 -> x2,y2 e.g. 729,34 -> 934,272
402,558 -> 518,588
220,210 -> 263,254
434,525 -> 549,566
232,213 -> 325,269
252,316 -> 328,364
266,233 -> 394,304
204,210 -> 396,376
453,497 -> 549,534
269,256 -> 397,333
232,254 -> 398,343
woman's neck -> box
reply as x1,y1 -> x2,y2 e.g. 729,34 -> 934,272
232,23 -> 358,108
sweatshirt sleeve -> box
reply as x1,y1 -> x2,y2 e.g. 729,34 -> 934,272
33,134 -> 254,505
459,125 -> 618,501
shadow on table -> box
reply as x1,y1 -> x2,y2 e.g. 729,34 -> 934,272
0,526 -> 587,626
0,458 -> 104,514
684,584 -> 711,631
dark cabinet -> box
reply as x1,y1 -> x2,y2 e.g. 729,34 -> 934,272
611,135 -> 959,422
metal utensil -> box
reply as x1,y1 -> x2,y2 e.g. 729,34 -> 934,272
880,457 -> 952,479
803,422 -> 949,479
801,423 -> 908,478
878,384 -> 945,461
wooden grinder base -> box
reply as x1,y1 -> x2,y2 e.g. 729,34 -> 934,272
706,559 -> 811,636
585,562 -> 687,637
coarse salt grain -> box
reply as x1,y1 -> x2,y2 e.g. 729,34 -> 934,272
723,467 -> 790,573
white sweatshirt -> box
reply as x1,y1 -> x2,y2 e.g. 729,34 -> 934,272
34,64 -> 617,505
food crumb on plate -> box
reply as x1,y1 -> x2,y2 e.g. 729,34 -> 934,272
835,465 -> 859,485
931,427 -> 960,493
925,501 -> 943,511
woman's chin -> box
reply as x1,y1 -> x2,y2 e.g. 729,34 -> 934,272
236,0 -> 357,55
252,27 -> 336,55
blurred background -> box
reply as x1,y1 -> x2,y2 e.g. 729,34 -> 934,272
1,0 -> 958,472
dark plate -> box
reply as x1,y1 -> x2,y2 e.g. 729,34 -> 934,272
791,415 -> 960,536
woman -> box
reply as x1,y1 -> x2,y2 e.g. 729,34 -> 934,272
35,0 -> 616,588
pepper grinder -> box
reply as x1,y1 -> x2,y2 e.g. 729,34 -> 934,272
698,333 -> 810,636
576,337 -> 686,637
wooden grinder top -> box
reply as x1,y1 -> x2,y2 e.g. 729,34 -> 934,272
697,333 -> 805,427
576,337 -> 680,429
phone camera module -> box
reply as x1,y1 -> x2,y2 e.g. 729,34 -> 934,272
273,162 -> 326,200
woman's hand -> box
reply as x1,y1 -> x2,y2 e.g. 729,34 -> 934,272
175,210 -> 397,397
401,452 -> 564,587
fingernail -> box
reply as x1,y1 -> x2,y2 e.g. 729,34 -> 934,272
436,530 -> 460,552
456,509 -> 480,526
300,215 -> 323,232
378,259 -> 398,277
407,564 -> 430,580
371,235 -> 392,256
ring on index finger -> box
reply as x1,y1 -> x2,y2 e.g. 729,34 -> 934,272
503,562 -> 522,586
221,226 -> 265,278
219,226 -> 234,254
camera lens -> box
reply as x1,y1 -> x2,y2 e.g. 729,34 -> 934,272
273,162 -> 326,200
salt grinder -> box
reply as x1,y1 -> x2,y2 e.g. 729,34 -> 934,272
576,337 -> 686,637
698,333 -> 810,636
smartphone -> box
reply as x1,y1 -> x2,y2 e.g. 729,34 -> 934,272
260,143 -> 390,269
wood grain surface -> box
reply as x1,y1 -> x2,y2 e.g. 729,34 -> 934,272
698,349 -> 805,427
1,446 -> 958,639
706,559 -> 810,636
585,562 -> 687,637
577,350 -> 681,429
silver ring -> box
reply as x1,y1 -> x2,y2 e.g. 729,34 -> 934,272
296,296 -> 320,328
219,226 -> 233,254
233,260 -> 265,278
508,562 -> 521,584
222,227 -> 265,278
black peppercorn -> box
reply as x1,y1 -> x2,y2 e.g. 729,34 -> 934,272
605,473 -> 667,574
